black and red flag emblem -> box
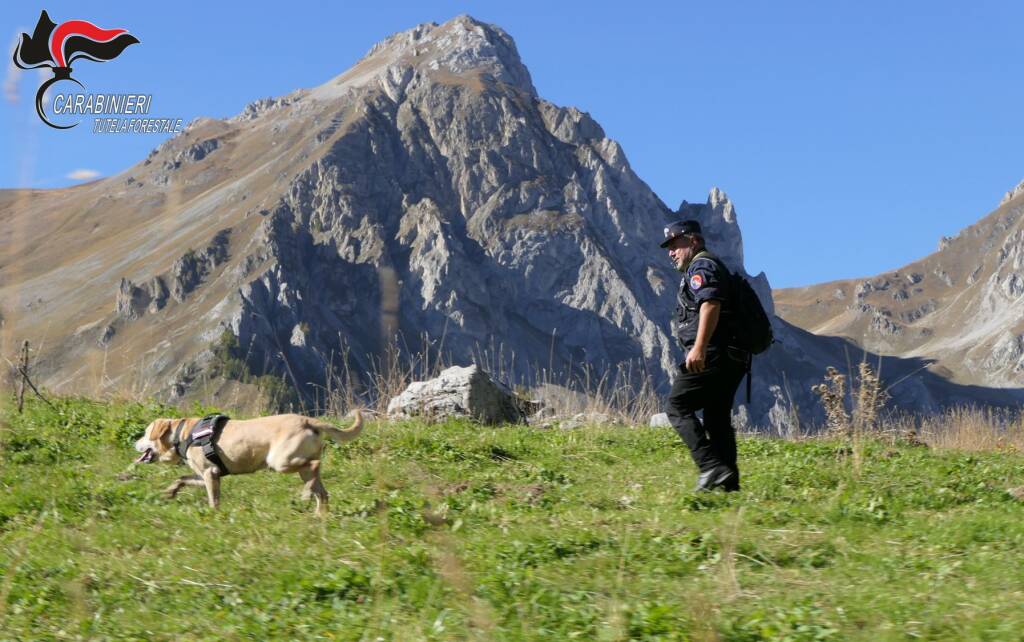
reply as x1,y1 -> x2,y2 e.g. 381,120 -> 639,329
13,10 -> 139,129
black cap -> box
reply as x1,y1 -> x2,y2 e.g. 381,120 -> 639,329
659,220 -> 702,248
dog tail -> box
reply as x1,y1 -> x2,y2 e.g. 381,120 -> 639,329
310,409 -> 363,444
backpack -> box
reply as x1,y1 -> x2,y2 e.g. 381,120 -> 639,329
726,271 -> 774,355
693,252 -> 774,355
694,254 -> 775,404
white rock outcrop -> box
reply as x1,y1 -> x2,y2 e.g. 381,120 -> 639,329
387,365 -> 526,424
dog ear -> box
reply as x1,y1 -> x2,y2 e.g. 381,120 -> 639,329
151,419 -> 174,449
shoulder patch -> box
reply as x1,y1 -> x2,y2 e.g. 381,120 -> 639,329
690,274 -> 704,290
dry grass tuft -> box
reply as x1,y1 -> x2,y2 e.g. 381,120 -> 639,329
811,367 -> 850,436
812,361 -> 890,440
853,360 -> 889,433
811,362 -> 1023,455
526,361 -> 663,427
895,406 -> 1024,452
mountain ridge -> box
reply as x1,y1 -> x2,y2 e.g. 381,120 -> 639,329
1,15 -> 1021,427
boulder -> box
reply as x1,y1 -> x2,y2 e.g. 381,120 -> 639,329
387,364 -> 527,424
649,412 -> 671,428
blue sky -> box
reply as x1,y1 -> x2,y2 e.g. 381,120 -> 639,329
3,1 -> 1022,288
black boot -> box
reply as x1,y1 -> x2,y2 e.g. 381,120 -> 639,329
695,464 -> 739,492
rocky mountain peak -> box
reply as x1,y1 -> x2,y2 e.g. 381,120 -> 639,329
678,187 -> 746,277
318,14 -> 536,100
676,187 -> 773,316
708,187 -> 736,223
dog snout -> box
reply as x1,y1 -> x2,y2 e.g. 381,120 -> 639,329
134,437 -> 152,453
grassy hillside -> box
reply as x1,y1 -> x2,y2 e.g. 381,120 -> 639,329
1,397 -> 1023,641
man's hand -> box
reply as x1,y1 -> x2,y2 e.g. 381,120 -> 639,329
685,346 -> 706,373
687,300 -> 720,373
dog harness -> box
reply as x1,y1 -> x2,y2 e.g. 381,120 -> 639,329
172,414 -> 231,476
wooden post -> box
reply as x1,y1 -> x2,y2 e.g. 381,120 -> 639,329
17,340 -> 29,413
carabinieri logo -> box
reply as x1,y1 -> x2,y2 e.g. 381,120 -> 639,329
13,10 -> 139,129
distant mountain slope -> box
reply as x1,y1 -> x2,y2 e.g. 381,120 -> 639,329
775,187 -> 1024,388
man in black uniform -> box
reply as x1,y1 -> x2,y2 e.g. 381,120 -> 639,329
661,220 -> 748,492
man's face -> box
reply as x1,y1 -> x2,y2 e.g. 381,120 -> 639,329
666,234 -> 699,270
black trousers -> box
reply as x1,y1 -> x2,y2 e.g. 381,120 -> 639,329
666,349 -> 747,476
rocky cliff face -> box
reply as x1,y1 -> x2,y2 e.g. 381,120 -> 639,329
225,16 -> 691,398
1,15 -> 1020,426
2,16 -> 680,408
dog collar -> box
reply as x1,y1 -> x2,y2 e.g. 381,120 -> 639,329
171,419 -> 189,461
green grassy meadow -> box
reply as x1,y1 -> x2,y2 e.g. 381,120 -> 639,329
1,397 -> 1023,641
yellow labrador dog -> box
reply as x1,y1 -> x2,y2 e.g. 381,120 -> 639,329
133,411 -> 362,514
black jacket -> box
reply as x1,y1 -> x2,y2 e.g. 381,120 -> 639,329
674,250 -> 735,351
